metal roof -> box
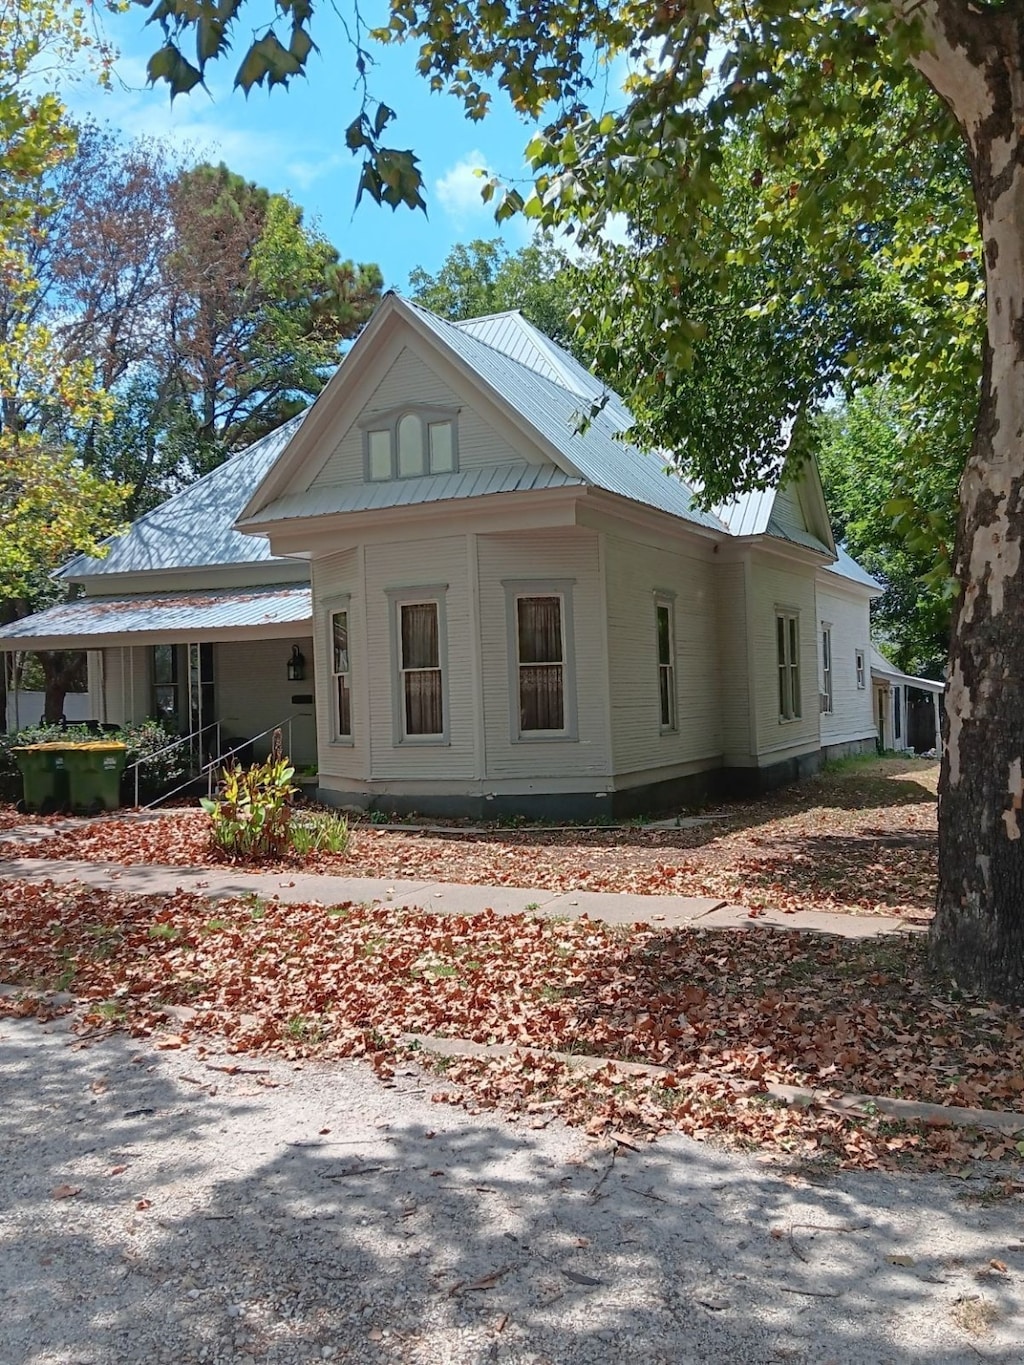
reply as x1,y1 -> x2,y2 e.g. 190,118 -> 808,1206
59,416 -> 307,581
407,301 -> 726,533
713,487 -> 776,538
825,546 -> 884,592
0,584 -> 312,648
870,644 -> 943,693
242,461 -> 583,526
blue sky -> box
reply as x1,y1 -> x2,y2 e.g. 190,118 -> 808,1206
67,8 -> 623,289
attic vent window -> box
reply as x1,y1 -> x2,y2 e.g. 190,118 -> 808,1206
363,407 -> 458,481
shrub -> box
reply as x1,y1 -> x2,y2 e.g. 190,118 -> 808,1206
290,809 -> 350,857
201,753 -> 297,860
0,719 -> 191,806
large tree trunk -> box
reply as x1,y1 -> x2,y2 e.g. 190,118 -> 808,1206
914,6 -> 1024,1001
37,651 -> 87,724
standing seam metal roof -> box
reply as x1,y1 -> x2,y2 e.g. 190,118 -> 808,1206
58,415 -> 308,581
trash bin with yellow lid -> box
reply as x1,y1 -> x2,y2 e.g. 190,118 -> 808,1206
15,741 -> 127,815
12,745 -> 71,815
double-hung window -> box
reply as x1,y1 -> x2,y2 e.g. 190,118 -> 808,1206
855,648 -> 866,690
388,590 -> 448,742
505,581 -> 578,740
820,625 -> 833,714
331,608 -> 352,740
777,610 -> 802,721
655,596 -> 676,731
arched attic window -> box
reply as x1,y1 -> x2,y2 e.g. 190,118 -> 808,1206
361,405 -> 459,481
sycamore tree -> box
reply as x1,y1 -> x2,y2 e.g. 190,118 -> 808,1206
140,0 -> 1024,1000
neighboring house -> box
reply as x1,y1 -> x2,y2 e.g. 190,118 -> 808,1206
0,293 -> 917,815
870,646 -> 943,753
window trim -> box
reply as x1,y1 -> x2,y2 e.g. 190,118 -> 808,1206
386,585 -> 450,746
855,647 -> 867,690
654,591 -> 677,733
326,596 -> 354,745
151,643 -> 180,727
360,404 -> 460,481
820,622 -> 833,715
503,578 -> 578,743
776,608 -> 802,722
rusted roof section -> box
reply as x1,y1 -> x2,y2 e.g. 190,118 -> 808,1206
0,585 -> 312,647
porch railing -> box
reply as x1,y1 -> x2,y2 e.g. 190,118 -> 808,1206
137,714 -> 299,809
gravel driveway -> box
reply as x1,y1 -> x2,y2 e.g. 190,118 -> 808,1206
2,1011 -> 1022,1365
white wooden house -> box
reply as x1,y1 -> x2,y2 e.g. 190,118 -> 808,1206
0,293 -> 936,815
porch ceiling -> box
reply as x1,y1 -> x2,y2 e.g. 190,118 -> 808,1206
0,584 -> 312,651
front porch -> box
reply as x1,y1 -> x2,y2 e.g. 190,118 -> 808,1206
0,585 -> 317,770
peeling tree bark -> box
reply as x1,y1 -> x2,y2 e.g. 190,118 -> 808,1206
910,1 -> 1024,1000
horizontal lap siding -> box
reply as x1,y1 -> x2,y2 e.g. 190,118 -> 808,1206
604,534 -> 721,775
311,346 -> 527,488
311,550 -> 366,781
715,560 -> 751,761
477,529 -> 609,780
103,646 -> 149,726
216,638 -> 317,767
750,556 -> 820,758
365,536 -> 476,781
816,583 -> 875,745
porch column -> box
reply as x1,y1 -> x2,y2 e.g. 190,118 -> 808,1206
933,689 -> 941,754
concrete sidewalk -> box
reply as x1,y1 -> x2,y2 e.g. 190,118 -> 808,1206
0,854 -> 918,939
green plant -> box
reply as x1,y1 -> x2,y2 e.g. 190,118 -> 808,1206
200,750 -> 297,861
290,809 -> 350,857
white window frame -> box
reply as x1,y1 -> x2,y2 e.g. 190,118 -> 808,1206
776,609 -> 802,722
327,599 -> 353,744
360,405 -> 459,481
855,648 -> 866,690
386,585 -> 449,745
503,579 -> 578,742
655,592 -> 677,732
820,623 -> 833,715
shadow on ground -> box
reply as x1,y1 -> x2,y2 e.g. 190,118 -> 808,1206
1,1010 -> 1021,1365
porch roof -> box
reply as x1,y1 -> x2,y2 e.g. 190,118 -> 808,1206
869,645 -> 943,694
0,585 -> 312,651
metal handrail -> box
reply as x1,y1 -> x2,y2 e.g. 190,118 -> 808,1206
144,714 -> 298,809
125,721 -> 222,809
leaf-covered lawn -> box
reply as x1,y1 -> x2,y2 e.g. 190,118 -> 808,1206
2,873 -> 1020,1172
0,758 -> 939,918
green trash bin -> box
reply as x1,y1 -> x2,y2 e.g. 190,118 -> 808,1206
12,745 -> 71,815
60,742 -> 128,814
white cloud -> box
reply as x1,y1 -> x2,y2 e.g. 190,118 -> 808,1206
434,150 -> 491,224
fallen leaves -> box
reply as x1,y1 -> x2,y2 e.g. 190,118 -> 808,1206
1,869 -> 1022,1173
51,1184 -> 81,1199
0,758 -> 940,918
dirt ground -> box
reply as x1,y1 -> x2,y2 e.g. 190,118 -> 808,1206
0,756 -> 939,918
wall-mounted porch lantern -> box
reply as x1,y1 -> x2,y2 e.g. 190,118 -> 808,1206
287,645 -> 306,682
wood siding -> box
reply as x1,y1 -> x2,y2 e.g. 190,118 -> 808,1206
101,646 -> 150,726
714,558 -> 753,763
310,346 -> 529,489
748,554 -> 820,760
603,533 -> 721,775
311,549 -> 364,782
216,637 -> 317,766
477,528 -> 610,781
816,581 -> 875,746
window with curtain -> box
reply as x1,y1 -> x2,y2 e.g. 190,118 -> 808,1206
152,644 -> 178,724
517,595 -> 565,732
400,601 -> 443,736
656,599 -> 675,730
332,610 -> 352,739
776,611 -> 801,720
821,625 -> 833,714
